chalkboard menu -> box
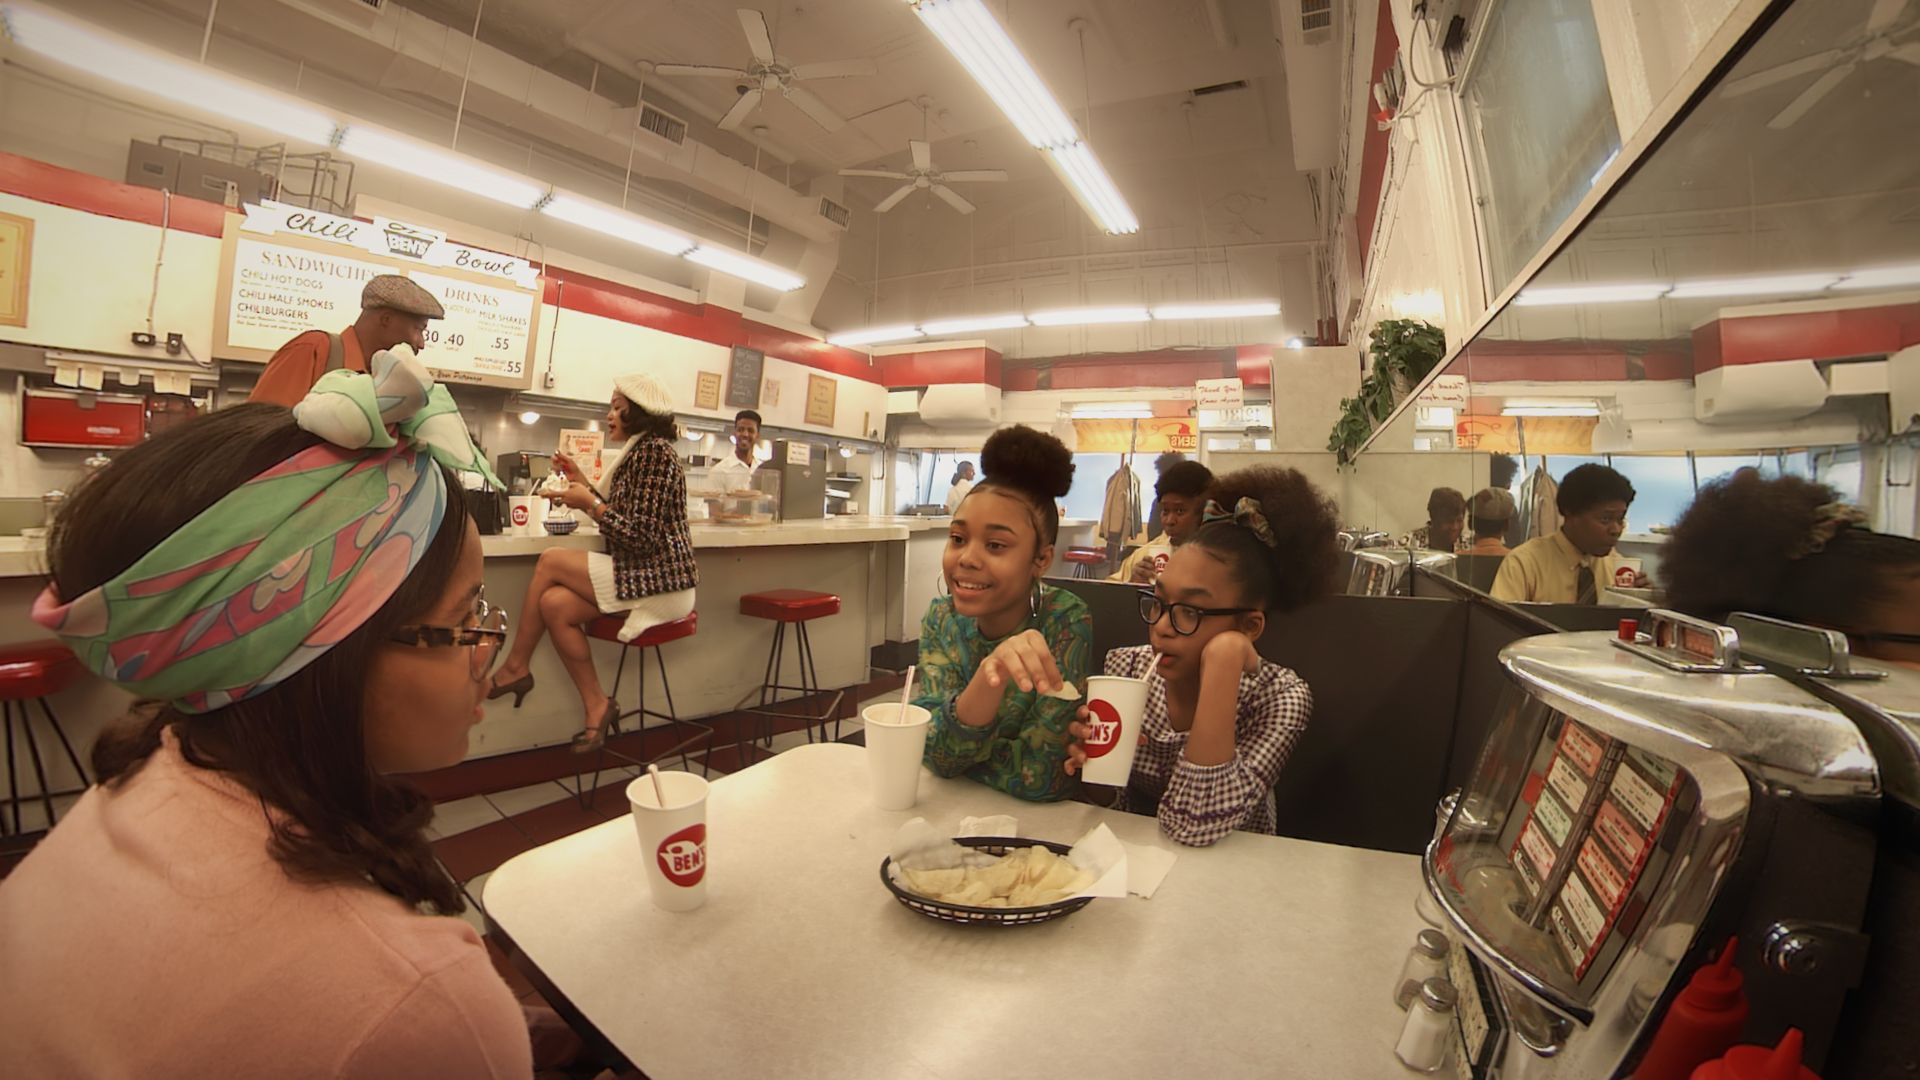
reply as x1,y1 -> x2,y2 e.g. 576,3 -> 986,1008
726,345 -> 764,409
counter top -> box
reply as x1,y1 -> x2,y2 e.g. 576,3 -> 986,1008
0,537 -> 45,580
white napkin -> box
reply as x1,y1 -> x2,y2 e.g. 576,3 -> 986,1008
1119,841 -> 1179,899
956,815 -> 1019,838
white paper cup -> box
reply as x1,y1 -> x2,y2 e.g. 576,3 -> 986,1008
862,702 -> 932,810
627,772 -> 710,912
506,495 -> 542,537
1080,675 -> 1149,786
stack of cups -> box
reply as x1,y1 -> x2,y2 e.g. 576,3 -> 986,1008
628,771 -> 711,912
1078,675 -> 1148,787
862,702 -> 932,810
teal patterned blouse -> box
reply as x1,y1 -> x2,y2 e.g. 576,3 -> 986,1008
915,586 -> 1092,802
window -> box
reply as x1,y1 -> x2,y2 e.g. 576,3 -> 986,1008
1460,0 -> 1622,290
1607,456 -> 1693,535
1694,454 -> 1765,490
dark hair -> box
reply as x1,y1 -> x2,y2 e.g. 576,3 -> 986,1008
1471,512 -> 1507,537
1489,453 -> 1519,490
1427,487 -> 1467,522
1662,469 -> 1920,629
1156,460 -> 1213,500
1557,463 -> 1635,516
735,409 -> 762,426
49,403 -> 470,915
950,460 -> 975,485
1192,467 -> 1340,611
970,425 -> 1075,550
619,399 -> 679,442
1154,451 -> 1186,473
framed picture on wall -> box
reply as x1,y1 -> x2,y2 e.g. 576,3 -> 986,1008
805,373 -> 837,427
0,209 -> 32,328
695,370 -> 723,410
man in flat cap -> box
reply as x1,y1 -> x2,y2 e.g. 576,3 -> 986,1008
249,274 -> 446,407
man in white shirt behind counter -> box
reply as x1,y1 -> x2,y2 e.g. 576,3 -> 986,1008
710,409 -> 762,490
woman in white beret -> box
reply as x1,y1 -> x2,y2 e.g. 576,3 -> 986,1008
488,373 -> 698,751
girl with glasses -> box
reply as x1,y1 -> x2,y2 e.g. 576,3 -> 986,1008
0,353 -> 553,1076
1067,467 -> 1341,845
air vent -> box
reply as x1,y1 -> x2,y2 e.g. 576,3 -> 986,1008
1191,79 -> 1248,97
817,196 -> 851,229
1301,0 -> 1333,40
638,103 -> 687,146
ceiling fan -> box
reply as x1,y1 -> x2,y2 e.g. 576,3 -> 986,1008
1720,0 -> 1920,129
840,140 -> 1009,214
654,8 -> 875,133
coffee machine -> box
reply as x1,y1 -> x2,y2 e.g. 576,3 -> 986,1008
1425,609 -> 1889,1077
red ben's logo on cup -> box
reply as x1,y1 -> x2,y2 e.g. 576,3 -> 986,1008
1083,700 -> 1122,759
657,823 -> 706,887
511,505 -> 530,527
1614,566 -> 1637,586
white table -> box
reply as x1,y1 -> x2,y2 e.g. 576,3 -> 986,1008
484,744 -> 1426,1080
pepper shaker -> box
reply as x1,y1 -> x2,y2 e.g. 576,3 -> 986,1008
1394,929 -> 1452,1009
1394,978 -> 1458,1074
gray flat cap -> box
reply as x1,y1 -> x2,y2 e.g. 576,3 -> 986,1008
360,274 -> 446,318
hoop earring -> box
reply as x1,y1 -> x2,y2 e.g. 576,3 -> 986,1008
1030,579 -> 1044,620
935,572 -> 949,597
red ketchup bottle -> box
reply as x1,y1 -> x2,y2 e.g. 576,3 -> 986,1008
1689,1027 -> 1822,1080
1634,937 -> 1749,1080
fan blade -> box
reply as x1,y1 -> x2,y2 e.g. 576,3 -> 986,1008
910,140 -> 932,172
1769,62 -> 1856,128
738,8 -> 776,64
1721,49 -> 1848,96
941,170 -> 1008,182
874,184 -> 916,213
931,185 -> 975,214
719,88 -> 763,131
1868,0 -> 1909,34
1891,41 -> 1920,65
838,169 -> 912,178
783,84 -> 846,131
654,64 -> 752,78
790,58 -> 877,80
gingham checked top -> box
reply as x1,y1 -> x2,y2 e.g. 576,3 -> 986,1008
1103,645 -> 1313,846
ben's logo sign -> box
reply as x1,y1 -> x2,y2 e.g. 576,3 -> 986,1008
1083,700 -> 1122,758
378,219 -> 442,261
657,824 -> 706,887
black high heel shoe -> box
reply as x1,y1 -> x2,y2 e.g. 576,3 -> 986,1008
570,701 -> 621,755
487,672 -> 535,708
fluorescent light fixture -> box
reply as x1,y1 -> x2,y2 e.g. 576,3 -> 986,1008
827,325 -> 923,347
1512,283 -> 1669,306
337,126 -> 548,209
1666,272 -> 1839,300
1029,306 -> 1150,327
920,313 -> 1030,335
685,244 -> 806,292
541,193 -> 693,256
1835,263 -> 1920,291
1071,403 -> 1154,419
1501,402 -> 1601,418
1047,141 -> 1139,234
909,0 -> 1080,149
1151,301 -> 1282,320
3,4 -> 340,145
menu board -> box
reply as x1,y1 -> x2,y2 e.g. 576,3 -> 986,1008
726,345 -> 764,408
1505,718 -> 1683,979
215,202 -> 541,390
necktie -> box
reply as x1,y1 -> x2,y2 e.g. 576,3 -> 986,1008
1575,564 -> 1597,605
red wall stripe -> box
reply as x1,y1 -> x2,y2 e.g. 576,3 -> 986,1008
875,347 -> 1003,388
1691,302 -> 1920,373
0,151 -> 227,237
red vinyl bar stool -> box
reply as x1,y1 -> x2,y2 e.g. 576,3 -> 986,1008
574,612 -> 714,809
0,642 -> 90,837
739,589 -> 845,757
1064,547 -> 1105,579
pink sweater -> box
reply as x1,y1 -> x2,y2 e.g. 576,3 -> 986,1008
0,732 -> 532,1078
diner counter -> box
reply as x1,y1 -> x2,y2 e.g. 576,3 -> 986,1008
486,744 -> 1427,1080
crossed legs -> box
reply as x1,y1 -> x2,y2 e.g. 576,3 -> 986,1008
494,548 -> 612,737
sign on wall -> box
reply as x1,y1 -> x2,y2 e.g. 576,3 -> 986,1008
1456,414 -> 1595,454
726,345 -> 764,408
1072,418 -> 1198,454
214,202 -> 541,390
0,209 -> 31,328
1195,377 -> 1244,409
804,372 -> 837,427
694,370 -> 723,410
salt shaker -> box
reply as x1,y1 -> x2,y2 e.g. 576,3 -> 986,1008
1394,978 -> 1458,1074
1394,929 -> 1452,1009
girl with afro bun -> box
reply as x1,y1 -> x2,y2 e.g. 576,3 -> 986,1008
914,426 -> 1092,801
1662,468 -> 1920,666
1067,466 -> 1341,845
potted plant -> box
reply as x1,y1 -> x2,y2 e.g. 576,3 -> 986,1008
1368,319 -> 1446,401
1327,398 -> 1371,465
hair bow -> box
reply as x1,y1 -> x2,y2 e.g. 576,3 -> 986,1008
1202,496 -> 1280,550
1792,501 -> 1869,560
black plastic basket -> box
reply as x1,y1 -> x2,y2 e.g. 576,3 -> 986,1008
879,836 -> 1094,926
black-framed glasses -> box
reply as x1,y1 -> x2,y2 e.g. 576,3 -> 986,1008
390,592 -> 509,679
1137,590 -> 1255,636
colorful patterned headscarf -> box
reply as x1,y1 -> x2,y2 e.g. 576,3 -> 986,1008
31,348 -> 498,713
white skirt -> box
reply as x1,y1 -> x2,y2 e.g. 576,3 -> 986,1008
587,552 -> 696,643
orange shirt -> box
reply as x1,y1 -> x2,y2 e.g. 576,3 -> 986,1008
249,325 -> 368,408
